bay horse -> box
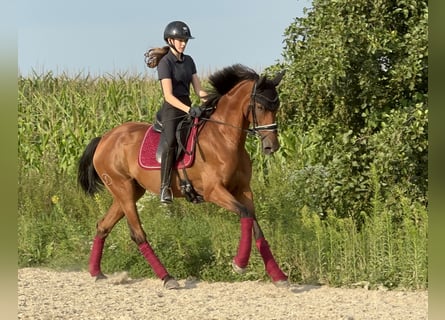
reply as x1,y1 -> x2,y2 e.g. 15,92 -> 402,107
78,64 -> 288,289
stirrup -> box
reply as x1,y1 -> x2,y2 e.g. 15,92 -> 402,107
160,187 -> 173,204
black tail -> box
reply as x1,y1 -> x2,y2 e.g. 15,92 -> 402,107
77,137 -> 104,196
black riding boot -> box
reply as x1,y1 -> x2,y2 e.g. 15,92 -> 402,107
160,148 -> 175,204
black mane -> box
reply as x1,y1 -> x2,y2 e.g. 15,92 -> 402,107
204,64 -> 259,108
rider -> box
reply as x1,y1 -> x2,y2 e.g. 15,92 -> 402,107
146,21 -> 207,204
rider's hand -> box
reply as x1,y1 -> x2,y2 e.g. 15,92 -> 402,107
189,106 -> 203,118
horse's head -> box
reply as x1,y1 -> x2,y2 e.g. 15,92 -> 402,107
204,65 -> 285,154
248,71 -> 285,155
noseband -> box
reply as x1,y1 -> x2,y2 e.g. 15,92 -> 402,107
199,79 -> 279,136
247,81 -> 279,136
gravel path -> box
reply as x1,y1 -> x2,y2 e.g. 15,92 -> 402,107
18,268 -> 427,319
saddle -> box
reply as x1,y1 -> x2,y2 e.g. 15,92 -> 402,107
138,109 -> 213,203
138,112 -> 198,170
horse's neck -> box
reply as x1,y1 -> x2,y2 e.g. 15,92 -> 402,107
212,80 -> 253,133
200,81 -> 253,156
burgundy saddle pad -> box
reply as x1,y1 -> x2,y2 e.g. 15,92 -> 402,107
138,123 -> 198,170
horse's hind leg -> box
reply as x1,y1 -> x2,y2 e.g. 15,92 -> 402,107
253,220 -> 288,286
109,180 -> 179,289
89,200 -> 124,279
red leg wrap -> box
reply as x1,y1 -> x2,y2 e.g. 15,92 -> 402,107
89,236 -> 105,277
256,237 -> 288,282
138,242 -> 169,280
233,217 -> 254,268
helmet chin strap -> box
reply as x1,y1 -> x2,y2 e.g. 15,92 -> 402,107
167,39 -> 183,59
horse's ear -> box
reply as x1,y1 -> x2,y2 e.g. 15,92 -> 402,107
257,75 -> 266,87
271,70 -> 285,86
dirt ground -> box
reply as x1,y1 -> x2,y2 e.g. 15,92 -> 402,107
18,268 -> 427,319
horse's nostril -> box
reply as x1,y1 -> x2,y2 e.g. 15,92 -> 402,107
262,138 -> 279,155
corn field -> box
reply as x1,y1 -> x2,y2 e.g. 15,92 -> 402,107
18,72 -> 163,173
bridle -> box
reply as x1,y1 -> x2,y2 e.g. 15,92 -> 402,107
247,81 -> 279,136
201,79 -> 279,137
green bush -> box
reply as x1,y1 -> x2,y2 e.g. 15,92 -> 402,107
267,0 -> 428,220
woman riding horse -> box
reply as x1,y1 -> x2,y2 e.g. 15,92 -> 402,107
78,64 -> 287,289
146,21 -> 207,204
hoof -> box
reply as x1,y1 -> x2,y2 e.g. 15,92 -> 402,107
163,275 -> 180,290
231,260 -> 247,274
94,272 -> 107,281
274,279 -> 290,288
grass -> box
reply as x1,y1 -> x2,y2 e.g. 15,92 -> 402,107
18,161 -> 427,289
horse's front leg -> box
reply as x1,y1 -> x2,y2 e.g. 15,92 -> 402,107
232,216 -> 254,271
204,184 -> 255,272
206,184 -> 288,285
253,220 -> 288,286
232,214 -> 288,286
229,188 -> 288,285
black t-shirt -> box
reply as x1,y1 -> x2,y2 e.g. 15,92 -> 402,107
157,50 -> 197,98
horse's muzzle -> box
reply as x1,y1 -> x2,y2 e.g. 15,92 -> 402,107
261,134 -> 280,155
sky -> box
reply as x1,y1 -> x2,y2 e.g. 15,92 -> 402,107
18,0 -> 311,77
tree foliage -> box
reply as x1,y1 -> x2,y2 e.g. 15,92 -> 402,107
270,0 -> 428,220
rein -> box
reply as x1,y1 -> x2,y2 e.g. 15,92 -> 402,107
201,80 -> 278,137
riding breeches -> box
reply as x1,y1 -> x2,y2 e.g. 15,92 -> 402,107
160,96 -> 191,150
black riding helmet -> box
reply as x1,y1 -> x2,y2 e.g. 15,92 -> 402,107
163,21 -> 194,42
